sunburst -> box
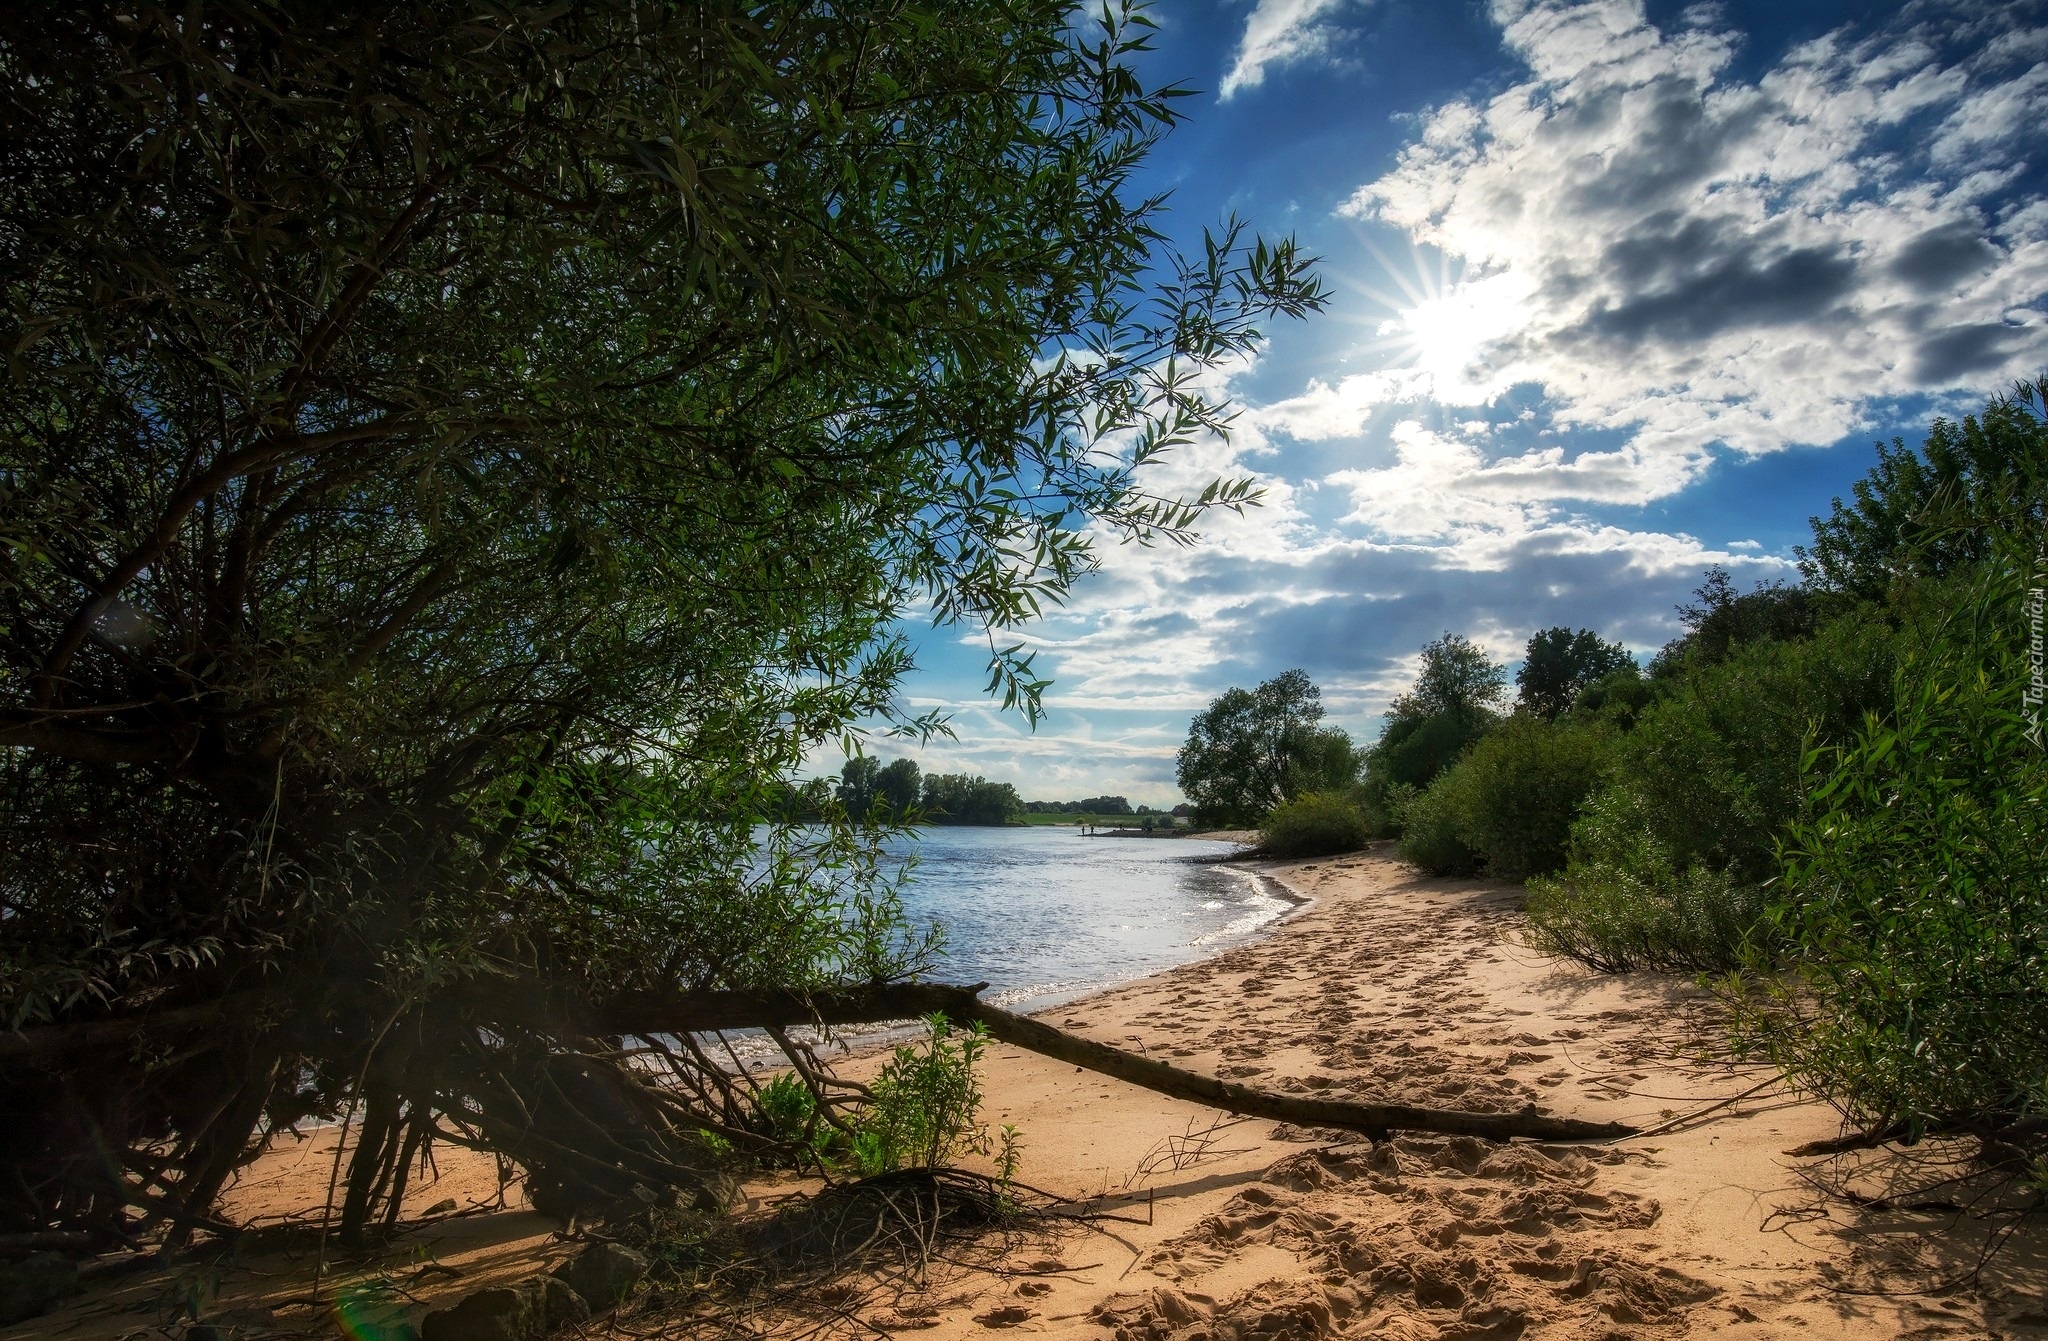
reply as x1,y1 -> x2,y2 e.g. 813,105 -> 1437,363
1326,231 -> 1532,399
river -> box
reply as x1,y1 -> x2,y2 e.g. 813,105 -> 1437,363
880,826 -> 1290,1013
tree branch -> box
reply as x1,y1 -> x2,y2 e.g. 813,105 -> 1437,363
0,717 -> 171,767
588,982 -> 1635,1144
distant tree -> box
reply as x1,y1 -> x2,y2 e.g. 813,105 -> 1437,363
1650,568 -> 1822,676
1516,628 -> 1635,719
875,758 -> 922,821
1292,724 -> 1365,795
1364,634 -> 1508,815
764,777 -> 832,824
1395,633 -> 1508,724
921,774 -> 1023,826
1798,382 -> 2048,601
838,756 -> 883,821
1077,794 -> 1133,815
1175,669 -> 1336,827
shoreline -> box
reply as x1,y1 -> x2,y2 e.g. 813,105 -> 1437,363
787,857 -> 1308,1064
14,848 -> 2045,1341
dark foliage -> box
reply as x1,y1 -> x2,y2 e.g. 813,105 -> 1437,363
1261,792 -> 1370,858
919,774 -> 1024,826
1650,567 -> 1828,676
1799,395 -> 2048,600
1363,633 -> 1507,829
1516,627 -> 1635,719
0,2 -> 1324,1244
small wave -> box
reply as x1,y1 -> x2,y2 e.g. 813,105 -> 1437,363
1190,892 -> 1290,945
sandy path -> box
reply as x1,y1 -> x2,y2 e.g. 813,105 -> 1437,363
11,847 -> 2045,1340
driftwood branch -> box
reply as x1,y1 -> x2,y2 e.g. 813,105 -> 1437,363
595,981 -> 1636,1145
963,999 -> 1634,1144
6,980 -> 1636,1146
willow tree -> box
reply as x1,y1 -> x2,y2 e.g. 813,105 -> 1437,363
0,3 -> 1325,1245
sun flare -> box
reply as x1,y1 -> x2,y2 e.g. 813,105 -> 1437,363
1333,237 -> 1533,399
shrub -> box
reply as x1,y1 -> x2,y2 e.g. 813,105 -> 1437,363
1359,780 -> 1411,839
1742,550 -> 2048,1138
1524,789 -> 1770,972
757,1072 -> 829,1157
843,1014 -> 996,1175
1450,716 -> 1614,880
1567,665 -> 1657,730
1262,792 -> 1370,857
1395,769 -> 1478,875
1610,608 -> 1893,883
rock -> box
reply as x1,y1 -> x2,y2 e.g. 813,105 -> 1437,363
532,1274 -> 589,1330
553,1242 -> 646,1310
419,1271 -> 595,1341
420,1287 -> 535,1341
0,1252 -> 78,1326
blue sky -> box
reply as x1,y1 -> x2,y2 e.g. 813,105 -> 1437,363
869,0 -> 2048,804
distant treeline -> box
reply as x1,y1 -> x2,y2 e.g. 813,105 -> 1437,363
762,760 -> 1183,826
1021,795 -> 1178,815
760,756 -> 1022,825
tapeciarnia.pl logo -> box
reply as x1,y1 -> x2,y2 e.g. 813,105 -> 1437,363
2027,571 -> 2045,749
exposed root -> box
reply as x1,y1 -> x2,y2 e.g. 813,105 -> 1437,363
589,1168 -> 1100,1339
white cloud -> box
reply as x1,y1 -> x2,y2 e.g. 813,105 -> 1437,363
1220,0 -> 1367,99
1316,0 -> 2048,503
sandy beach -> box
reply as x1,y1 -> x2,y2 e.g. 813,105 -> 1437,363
13,846 -> 2046,1340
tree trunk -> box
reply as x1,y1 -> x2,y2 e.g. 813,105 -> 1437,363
593,982 -> 1635,1145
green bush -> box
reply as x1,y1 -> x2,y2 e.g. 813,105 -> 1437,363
1567,664 -> 1657,730
1613,610 -> 1893,883
1450,716 -> 1614,880
843,1014 -> 996,1175
1524,789 -> 1770,972
757,1072 -> 830,1158
1361,782 -> 1407,839
1515,606 -> 1890,974
1742,552 -> 2048,1138
1395,769 -> 1478,875
1261,792 -> 1370,857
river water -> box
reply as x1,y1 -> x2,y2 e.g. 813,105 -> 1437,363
880,826 -> 1291,1013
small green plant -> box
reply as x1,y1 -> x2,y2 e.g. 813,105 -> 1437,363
1261,791 -> 1369,857
994,1124 -> 1024,1187
842,1014 -> 1004,1176
757,1071 -> 829,1156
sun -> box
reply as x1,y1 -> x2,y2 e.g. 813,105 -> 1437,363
1330,236 -> 1532,398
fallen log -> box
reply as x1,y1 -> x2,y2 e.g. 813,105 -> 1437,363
0,995 -> 259,1064
963,999 -> 1634,1144
5,979 -> 1632,1175
591,981 -> 1635,1145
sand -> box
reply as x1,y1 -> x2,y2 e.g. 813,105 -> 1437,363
13,846 -> 2046,1340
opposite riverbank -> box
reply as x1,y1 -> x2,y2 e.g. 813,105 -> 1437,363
11,847 -> 2044,1340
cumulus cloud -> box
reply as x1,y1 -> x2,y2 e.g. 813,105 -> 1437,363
1220,0 -> 1369,99
1020,462 -> 1784,726
1322,0 -> 2048,489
